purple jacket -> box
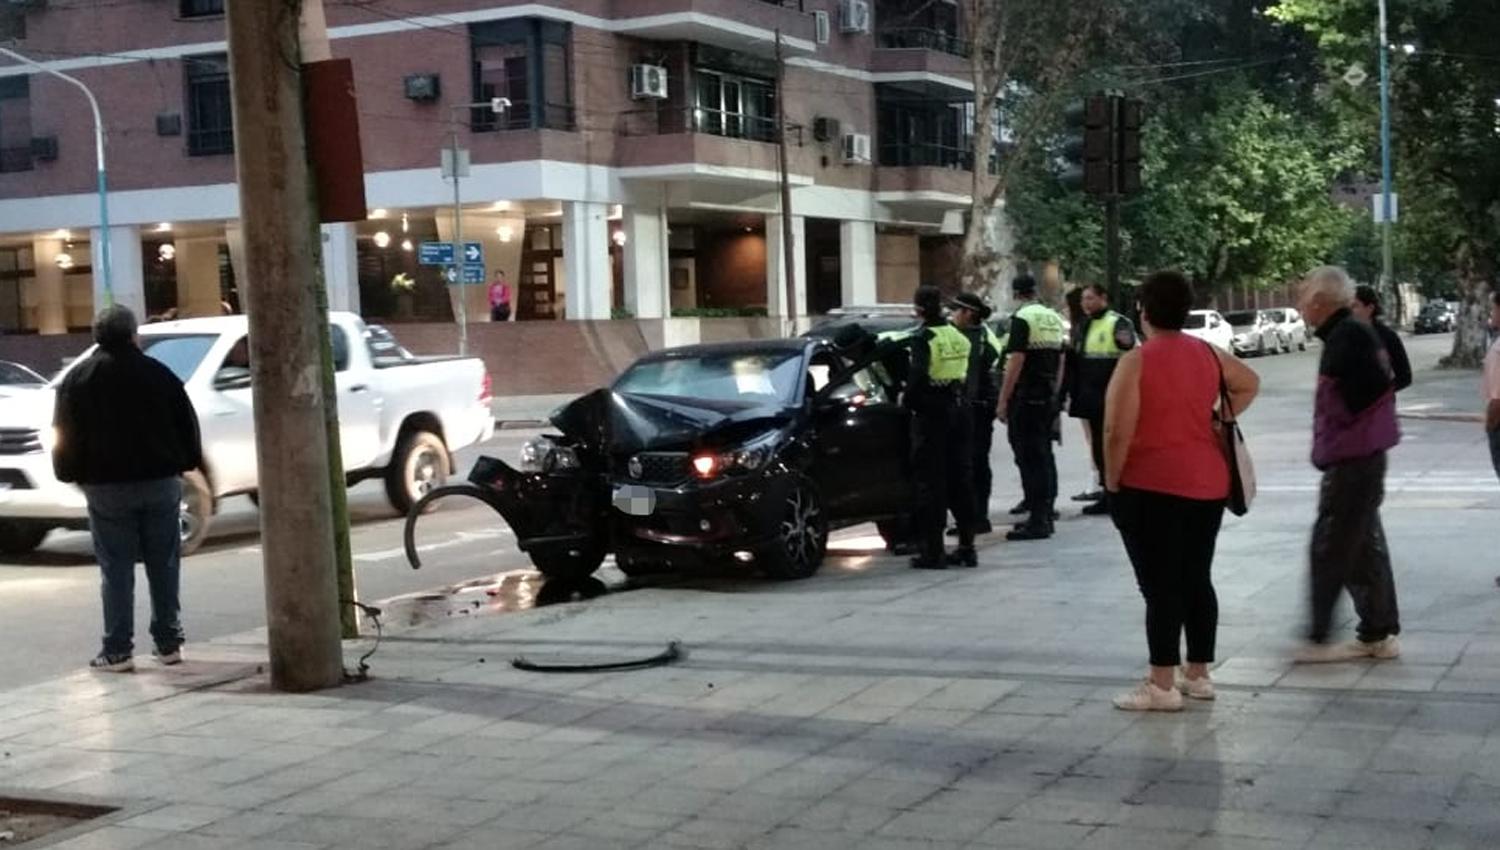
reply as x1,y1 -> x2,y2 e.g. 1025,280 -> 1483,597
1311,309 -> 1400,469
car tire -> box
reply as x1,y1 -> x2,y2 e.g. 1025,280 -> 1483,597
0,520 -> 50,555
530,544 -> 606,579
385,429 -> 450,516
757,477 -> 828,581
180,470 -> 214,556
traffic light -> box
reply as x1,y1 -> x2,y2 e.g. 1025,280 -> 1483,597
1061,95 -> 1113,196
1117,98 -> 1143,196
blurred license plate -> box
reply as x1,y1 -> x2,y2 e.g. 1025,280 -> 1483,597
612,485 -> 656,517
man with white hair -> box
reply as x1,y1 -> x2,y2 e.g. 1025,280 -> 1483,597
1294,266 -> 1402,663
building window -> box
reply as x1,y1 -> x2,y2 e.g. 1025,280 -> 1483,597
180,0 -> 224,18
470,19 -> 574,132
185,54 -> 234,156
876,86 -> 973,169
876,0 -> 968,57
0,78 -> 32,174
694,69 -> 777,143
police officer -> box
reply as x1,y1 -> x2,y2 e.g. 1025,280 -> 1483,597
998,274 -> 1067,541
1069,283 -> 1137,517
947,292 -> 1004,535
905,285 -> 975,569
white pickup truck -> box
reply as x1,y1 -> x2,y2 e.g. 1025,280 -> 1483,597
0,313 -> 494,555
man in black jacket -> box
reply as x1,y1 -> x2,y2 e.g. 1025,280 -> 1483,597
54,306 -> 203,672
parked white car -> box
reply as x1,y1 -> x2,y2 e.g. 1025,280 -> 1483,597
0,313 -> 494,555
1262,307 -> 1308,351
1223,310 -> 1281,357
1183,310 -> 1234,351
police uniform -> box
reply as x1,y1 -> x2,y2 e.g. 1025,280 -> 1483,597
960,320 -> 1005,532
904,318 -> 973,568
1070,309 -> 1137,515
1004,300 -> 1067,538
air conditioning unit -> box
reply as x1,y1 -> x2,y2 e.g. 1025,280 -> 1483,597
155,113 -> 183,137
813,10 -> 831,45
403,73 -> 441,102
842,132 -> 871,164
29,135 -> 57,161
630,64 -> 669,100
839,0 -> 871,34
812,116 -> 840,143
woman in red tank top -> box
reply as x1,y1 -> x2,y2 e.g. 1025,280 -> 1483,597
1102,271 -> 1261,712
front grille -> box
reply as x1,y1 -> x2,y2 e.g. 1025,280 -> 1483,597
617,452 -> 690,487
0,428 -> 42,455
0,469 -> 31,489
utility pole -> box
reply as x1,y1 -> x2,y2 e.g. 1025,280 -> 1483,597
448,123 -> 469,356
774,29 -> 798,332
1376,0 -> 1398,324
226,0 -> 344,692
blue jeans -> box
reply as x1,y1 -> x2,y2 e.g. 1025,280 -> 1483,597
82,478 -> 184,657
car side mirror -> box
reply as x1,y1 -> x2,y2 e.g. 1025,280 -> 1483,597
213,366 -> 252,391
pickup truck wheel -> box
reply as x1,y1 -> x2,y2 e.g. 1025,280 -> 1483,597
0,520 -> 50,555
529,544 -> 606,579
386,430 -> 450,515
757,478 -> 828,580
180,471 -> 213,556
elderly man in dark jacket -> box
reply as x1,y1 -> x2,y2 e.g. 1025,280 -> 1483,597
1293,267 -> 1402,663
54,305 -> 203,672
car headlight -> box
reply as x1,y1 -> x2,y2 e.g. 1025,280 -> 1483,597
520,435 -> 579,473
691,432 -> 780,480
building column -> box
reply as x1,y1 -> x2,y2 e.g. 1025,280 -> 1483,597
766,214 -> 807,318
562,201 -> 611,320
623,205 -> 669,320
174,236 -> 224,318
839,219 -> 877,307
319,223 -> 360,315
89,225 -> 146,318
30,238 -> 68,335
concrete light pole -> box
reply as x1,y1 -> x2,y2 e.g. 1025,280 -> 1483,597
1377,0 -> 1397,320
0,46 -> 112,303
446,98 -> 509,356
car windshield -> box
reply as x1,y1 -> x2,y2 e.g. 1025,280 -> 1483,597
1263,310 -> 1286,323
1223,311 -> 1257,327
140,334 -> 219,383
615,351 -> 805,405
0,362 -> 45,385
1184,313 -> 1208,329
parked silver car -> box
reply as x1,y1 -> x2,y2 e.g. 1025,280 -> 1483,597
1262,308 -> 1308,352
1224,310 -> 1281,357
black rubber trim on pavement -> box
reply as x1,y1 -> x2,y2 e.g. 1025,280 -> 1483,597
403,484 -> 508,570
512,641 -> 684,674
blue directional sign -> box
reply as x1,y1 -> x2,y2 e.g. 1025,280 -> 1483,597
461,265 -> 487,284
418,241 -> 454,266
461,241 -> 484,265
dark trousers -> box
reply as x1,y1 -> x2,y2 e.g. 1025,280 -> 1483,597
969,404 -> 997,523
490,304 -> 511,322
1008,399 -> 1057,526
82,478 -> 185,657
912,397 -> 973,562
1489,427 -> 1500,483
1309,452 -> 1400,643
1088,415 -> 1107,503
1113,487 -> 1226,667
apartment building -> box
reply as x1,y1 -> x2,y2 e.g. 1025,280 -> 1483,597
0,0 -> 991,335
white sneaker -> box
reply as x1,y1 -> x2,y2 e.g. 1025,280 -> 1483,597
1176,669 -> 1216,701
1112,680 -> 1184,712
1359,636 -> 1400,660
1293,641 -> 1369,663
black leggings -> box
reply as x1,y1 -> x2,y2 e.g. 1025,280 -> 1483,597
1113,487 -> 1226,667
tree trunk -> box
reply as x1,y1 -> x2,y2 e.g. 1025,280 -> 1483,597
1443,239 -> 1493,369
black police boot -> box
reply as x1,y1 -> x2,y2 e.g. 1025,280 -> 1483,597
1008,500 -> 1029,516
1006,512 -> 1054,541
946,547 -> 979,567
1081,499 -> 1111,517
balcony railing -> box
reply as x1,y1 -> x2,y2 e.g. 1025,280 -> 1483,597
876,27 -> 971,58
617,106 -> 804,146
472,102 -> 576,133
757,0 -> 805,8
879,140 -> 974,170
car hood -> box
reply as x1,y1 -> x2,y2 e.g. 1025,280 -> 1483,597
0,388 -> 55,429
550,388 -> 795,455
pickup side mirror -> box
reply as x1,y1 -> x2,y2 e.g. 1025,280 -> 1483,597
213,366 -> 252,391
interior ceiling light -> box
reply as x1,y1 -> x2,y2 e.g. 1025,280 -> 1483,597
373,231 -> 391,248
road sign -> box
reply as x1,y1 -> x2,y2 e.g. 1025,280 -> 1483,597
440,147 -> 471,179
461,242 -> 483,264
419,242 -> 454,266
1343,64 -> 1369,88
443,267 -> 458,283
461,265 -> 486,284
1372,193 -> 1400,223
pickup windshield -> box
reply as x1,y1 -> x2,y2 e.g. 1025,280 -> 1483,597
615,351 -> 805,405
140,335 -> 218,383
1223,311 -> 1257,327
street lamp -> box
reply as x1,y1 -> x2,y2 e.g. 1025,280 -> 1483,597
444,97 -> 509,356
1377,0 -> 1396,321
0,47 -> 112,304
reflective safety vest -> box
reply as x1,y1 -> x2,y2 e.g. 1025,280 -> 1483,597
1083,311 -> 1129,359
1015,302 -> 1066,350
927,323 -> 972,385
983,325 -> 1006,357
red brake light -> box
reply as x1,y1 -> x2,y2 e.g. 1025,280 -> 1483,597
691,455 -> 718,478
479,372 -> 493,403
